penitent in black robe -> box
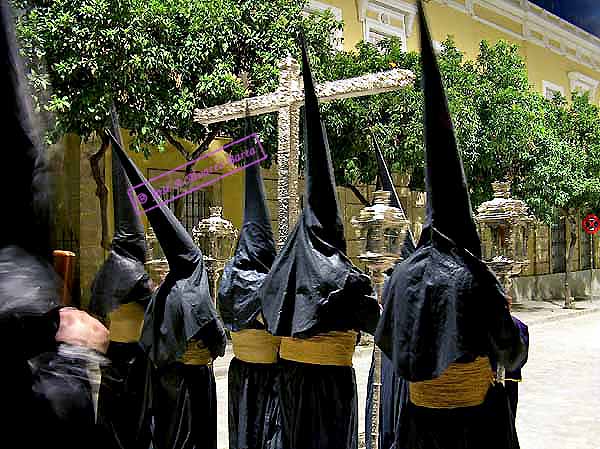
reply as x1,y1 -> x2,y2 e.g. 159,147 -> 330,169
375,3 -> 528,449
1,3 -> 97,448
109,131 -> 226,449
257,39 -> 379,449
365,138 -> 416,449
92,108 -> 154,449
218,128 -> 282,449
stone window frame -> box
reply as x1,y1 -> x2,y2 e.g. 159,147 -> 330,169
361,0 -> 417,52
542,80 -> 565,100
568,71 -> 599,100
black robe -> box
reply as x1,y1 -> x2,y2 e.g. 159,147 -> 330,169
151,363 -> 216,449
0,247 -> 99,449
96,341 -> 153,449
228,358 -> 282,449
256,39 -> 379,449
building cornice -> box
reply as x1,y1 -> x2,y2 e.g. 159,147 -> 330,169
433,0 -> 600,71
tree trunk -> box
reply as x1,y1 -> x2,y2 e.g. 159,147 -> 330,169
564,210 -> 577,308
90,135 -> 110,250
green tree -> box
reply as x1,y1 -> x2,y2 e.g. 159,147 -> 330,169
320,36 -> 600,306
12,0 -> 340,246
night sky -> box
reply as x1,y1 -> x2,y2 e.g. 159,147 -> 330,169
531,0 -> 600,38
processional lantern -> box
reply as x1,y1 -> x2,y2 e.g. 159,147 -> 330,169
475,181 -> 534,305
351,190 -> 410,449
192,206 -> 238,301
145,226 -> 170,285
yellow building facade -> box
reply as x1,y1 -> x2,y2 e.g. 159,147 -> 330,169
65,0 -> 600,305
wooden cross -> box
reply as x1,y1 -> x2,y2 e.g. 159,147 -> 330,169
194,55 -> 414,248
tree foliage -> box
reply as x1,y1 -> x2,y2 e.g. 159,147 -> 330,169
11,1 -> 600,222
12,0 -> 340,160
318,37 -> 600,222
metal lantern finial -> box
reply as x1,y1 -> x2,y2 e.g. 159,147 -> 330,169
192,206 -> 238,301
476,181 -> 535,305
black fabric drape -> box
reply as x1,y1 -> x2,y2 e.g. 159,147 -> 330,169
365,352 -> 409,449
151,363 -> 217,449
0,306 -> 60,447
277,359 -> 358,449
97,341 -> 153,449
29,348 -> 99,449
108,132 -> 226,368
228,358 -> 283,449
376,229 -> 527,382
396,384 -> 519,449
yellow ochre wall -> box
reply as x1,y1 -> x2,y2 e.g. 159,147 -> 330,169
326,0 -> 600,104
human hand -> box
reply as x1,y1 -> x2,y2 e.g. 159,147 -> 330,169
55,308 -> 110,354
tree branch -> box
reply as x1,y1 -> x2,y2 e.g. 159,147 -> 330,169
189,127 -> 221,163
161,128 -> 189,160
344,184 -> 370,206
90,135 -> 110,250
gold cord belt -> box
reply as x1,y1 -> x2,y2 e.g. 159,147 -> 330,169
179,340 -> 213,366
231,329 -> 281,364
409,357 -> 493,409
108,302 -> 145,343
280,331 -> 357,367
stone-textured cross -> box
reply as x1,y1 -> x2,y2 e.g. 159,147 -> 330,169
194,56 -> 414,248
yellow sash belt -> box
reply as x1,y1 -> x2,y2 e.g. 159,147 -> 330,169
280,331 -> 357,367
108,302 -> 145,343
409,356 -> 493,409
231,329 -> 281,364
179,340 -> 213,366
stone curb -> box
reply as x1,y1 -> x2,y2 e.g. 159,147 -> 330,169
519,306 -> 600,326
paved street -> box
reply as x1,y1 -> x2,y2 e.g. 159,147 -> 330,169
215,311 -> 600,449
517,313 -> 600,449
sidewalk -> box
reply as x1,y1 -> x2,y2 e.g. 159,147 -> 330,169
511,298 -> 600,326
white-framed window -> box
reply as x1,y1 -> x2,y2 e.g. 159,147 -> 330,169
568,72 -> 599,99
361,1 -> 417,52
303,1 -> 344,51
542,80 -> 565,100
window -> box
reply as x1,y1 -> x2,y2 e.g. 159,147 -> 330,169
568,72 -> 599,100
147,168 -> 216,234
543,80 -> 565,100
361,1 -> 417,52
304,1 -> 344,51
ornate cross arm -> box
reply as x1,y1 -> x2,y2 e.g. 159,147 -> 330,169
193,68 -> 415,125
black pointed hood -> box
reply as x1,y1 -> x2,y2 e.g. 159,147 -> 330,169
257,38 -> 379,338
217,120 -> 277,331
109,107 -> 147,262
418,1 -> 481,258
89,109 -> 152,317
107,130 -> 225,366
0,3 -> 60,318
301,38 -> 347,252
374,1 -> 526,382
372,135 -> 416,259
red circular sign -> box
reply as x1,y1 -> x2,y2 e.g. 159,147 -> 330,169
582,214 -> 600,235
